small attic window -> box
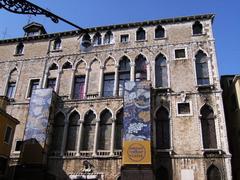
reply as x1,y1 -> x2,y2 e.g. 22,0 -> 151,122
136,27 -> 146,41
53,38 -> 61,50
15,42 -> 24,55
81,33 -> 91,48
192,21 -> 203,35
23,22 -> 47,37
155,25 -> 165,39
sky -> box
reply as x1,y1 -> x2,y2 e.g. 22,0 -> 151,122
0,0 -> 239,75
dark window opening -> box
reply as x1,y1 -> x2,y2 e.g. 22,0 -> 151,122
62,61 -> 72,69
156,107 -> 170,149
15,42 -> 24,55
82,33 -> 91,48
120,34 -> 129,43
103,73 -> 115,97
175,49 -> 186,59
28,79 -> 39,97
115,109 -> 123,149
135,54 -> 147,81
118,56 -> 130,96
207,165 -> 221,180
49,63 -> 58,70
4,126 -> 12,144
53,38 -> 61,50
136,27 -> 146,41
193,21 -> 203,35
73,76 -> 85,99
178,103 -> 190,115
104,31 -> 113,44
7,82 -> 16,98
155,54 -> 168,88
195,50 -> 210,85
93,32 -> 102,46
156,167 -> 169,180
155,25 -> 165,38
47,78 -> 56,90
15,140 -> 23,151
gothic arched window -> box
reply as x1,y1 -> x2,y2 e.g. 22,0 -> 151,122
135,54 -> 147,81
81,110 -> 96,151
53,37 -> 61,50
207,165 -> 221,180
201,104 -> 217,149
115,108 -> 123,150
81,33 -> 91,48
98,109 -> 112,150
193,21 -> 203,35
155,25 -> 165,38
51,112 -> 65,152
93,32 -> 102,46
156,167 -> 169,180
62,61 -> 72,69
136,27 -> 146,41
155,53 -> 168,88
6,68 -> 18,99
155,106 -> 170,149
66,111 -> 80,151
118,56 -> 130,96
195,50 -> 210,85
104,31 -> 113,44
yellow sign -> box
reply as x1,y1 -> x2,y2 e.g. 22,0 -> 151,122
123,141 -> 151,165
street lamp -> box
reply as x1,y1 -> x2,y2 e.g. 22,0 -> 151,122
0,0 -> 86,31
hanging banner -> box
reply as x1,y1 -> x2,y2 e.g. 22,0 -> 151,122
122,81 -> 151,165
24,88 -> 53,147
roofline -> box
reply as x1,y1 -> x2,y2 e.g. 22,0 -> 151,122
0,13 -> 214,44
0,108 -> 20,124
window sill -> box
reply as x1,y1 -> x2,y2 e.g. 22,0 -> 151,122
202,149 -> 225,155
154,87 -> 171,93
135,39 -> 147,43
196,84 -> 214,91
50,49 -> 63,53
13,53 -> 24,56
192,33 -> 207,37
154,37 -> 167,40
174,57 -> 187,60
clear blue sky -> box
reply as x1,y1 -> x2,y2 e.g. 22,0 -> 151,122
0,0 -> 239,75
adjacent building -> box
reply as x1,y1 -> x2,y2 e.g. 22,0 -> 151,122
0,96 -> 19,179
221,75 -> 240,180
0,14 -> 232,180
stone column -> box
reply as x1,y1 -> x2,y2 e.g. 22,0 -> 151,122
130,62 -> 135,81
152,61 -> 156,87
69,68 -> 76,99
146,62 -> 151,81
84,67 -> 90,99
60,119 -> 69,156
93,119 -> 100,156
98,65 -> 105,97
76,119 -> 84,156
55,69 -> 62,94
113,65 -> 119,96
110,118 -> 116,156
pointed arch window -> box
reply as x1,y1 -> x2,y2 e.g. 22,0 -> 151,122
155,25 -> 165,39
207,165 -> 221,180
6,68 -> 18,98
135,54 -> 147,81
195,50 -> 210,85
136,27 -> 146,41
93,32 -> 102,46
53,37 -> 61,50
81,110 -> 96,151
155,106 -> 170,149
118,56 -> 131,96
104,31 -> 113,44
15,42 -> 24,55
81,33 -> 91,48
115,109 -> 123,150
66,111 -> 80,151
193,21 -> 203,35
155,54 -> 168,88
51,112 -> 65,152
200,104 -> 217,149
62,61 -> 72,69
98,109 -> 112,150
49,63 -> 58,70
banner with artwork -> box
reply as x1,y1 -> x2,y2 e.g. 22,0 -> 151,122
122,81 -> 151,165
24,89 -> 53,147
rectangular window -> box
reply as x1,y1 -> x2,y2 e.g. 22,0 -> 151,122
4,126 -> 12,144
177,102 -> 191,115
15,140 -> 23,151
73,76 -> 85,99
103,73 -> 115,97
47,78 -> 56,90
175,49 -> 186,59
120,34 -> 129,43
6,82 -> 16,98
28,79 -> 40,98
